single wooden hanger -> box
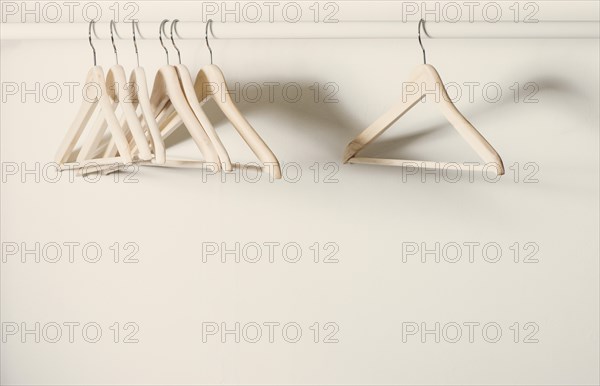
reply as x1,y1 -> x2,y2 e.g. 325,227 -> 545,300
160,20 -> 282,179
55,20 -> 133,169
127,20 -> 166,165
343,20 -> 505,175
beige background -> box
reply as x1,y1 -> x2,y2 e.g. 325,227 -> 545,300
1,1 -> 599,385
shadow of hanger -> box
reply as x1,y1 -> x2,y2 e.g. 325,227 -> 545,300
163,78 -> 362,155
162,69 -> 594,161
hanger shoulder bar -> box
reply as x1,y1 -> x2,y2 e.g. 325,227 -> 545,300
422,64 -> 505,174
343,66 -> 429,163
55,67 -> 100,164
174,64 -> 233,171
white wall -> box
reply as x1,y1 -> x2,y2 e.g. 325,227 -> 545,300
1,1 -> 599,385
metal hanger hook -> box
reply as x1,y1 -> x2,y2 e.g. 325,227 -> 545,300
131,20 -> 140,67
88,20 -> 97,66
110,20 -> 119,64
169,19 -> 182,64
159,19 -> 170,64
205,19 -> 214,64
418,19 -> 428,64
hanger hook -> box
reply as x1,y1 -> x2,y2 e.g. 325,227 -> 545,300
131,20 -> 140,67
159,19 -> 170,64
88,20 -> 97,66
110,20 -> 119,64
418,19 -> 428,64
169,19 -> 182,64
205,19 -> 213,64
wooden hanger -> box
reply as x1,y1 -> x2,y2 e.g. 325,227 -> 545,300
160,20 -> 282,179
343,20 -> 504,175
55,21 -> 132,169
127,20 -> 166,165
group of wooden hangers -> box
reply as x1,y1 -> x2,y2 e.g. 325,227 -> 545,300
56,19 -> 503,179
56,19 -> 282,178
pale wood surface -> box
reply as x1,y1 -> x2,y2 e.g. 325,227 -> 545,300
71,64 -> 281,178
150,65 -> 220,166
55,66 -> 132,166
174,64 -> 233,171
158,64 -> 282,178
194,64 -> 281,179
102,65 -> 222,168
77,65 -> 153,163
130,67 -> 166,165
343,64 -> 505,175
108,65 -> 152,160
